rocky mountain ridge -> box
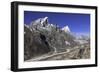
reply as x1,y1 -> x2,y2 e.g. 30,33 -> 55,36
24,17 -> 89,61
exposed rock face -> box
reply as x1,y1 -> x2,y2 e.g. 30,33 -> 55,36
24,17 -> 89,61
24,25 -> 54,60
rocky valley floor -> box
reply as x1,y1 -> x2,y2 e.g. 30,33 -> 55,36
26,44 -> 90,62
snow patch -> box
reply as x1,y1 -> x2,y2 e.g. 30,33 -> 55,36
62,25 -> 70,33
65,41 -> 70,45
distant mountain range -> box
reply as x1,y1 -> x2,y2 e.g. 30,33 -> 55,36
24,17 -> 89,61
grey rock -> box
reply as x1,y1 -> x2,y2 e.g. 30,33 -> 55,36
24,17 -> 85,61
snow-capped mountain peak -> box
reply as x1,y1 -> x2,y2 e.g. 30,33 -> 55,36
41,17 -> 48,23
30,17 -> 49,30
40,17 -> 48,26
61,25 -> 70,33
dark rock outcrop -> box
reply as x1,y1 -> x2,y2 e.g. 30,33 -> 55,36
24,25 -> 53,60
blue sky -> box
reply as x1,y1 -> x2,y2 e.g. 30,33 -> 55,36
24,11 -> 90,35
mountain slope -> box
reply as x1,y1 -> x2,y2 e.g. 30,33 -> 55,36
24,17 -> 85,61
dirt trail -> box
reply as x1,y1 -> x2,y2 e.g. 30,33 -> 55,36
26,46 -> 87,61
